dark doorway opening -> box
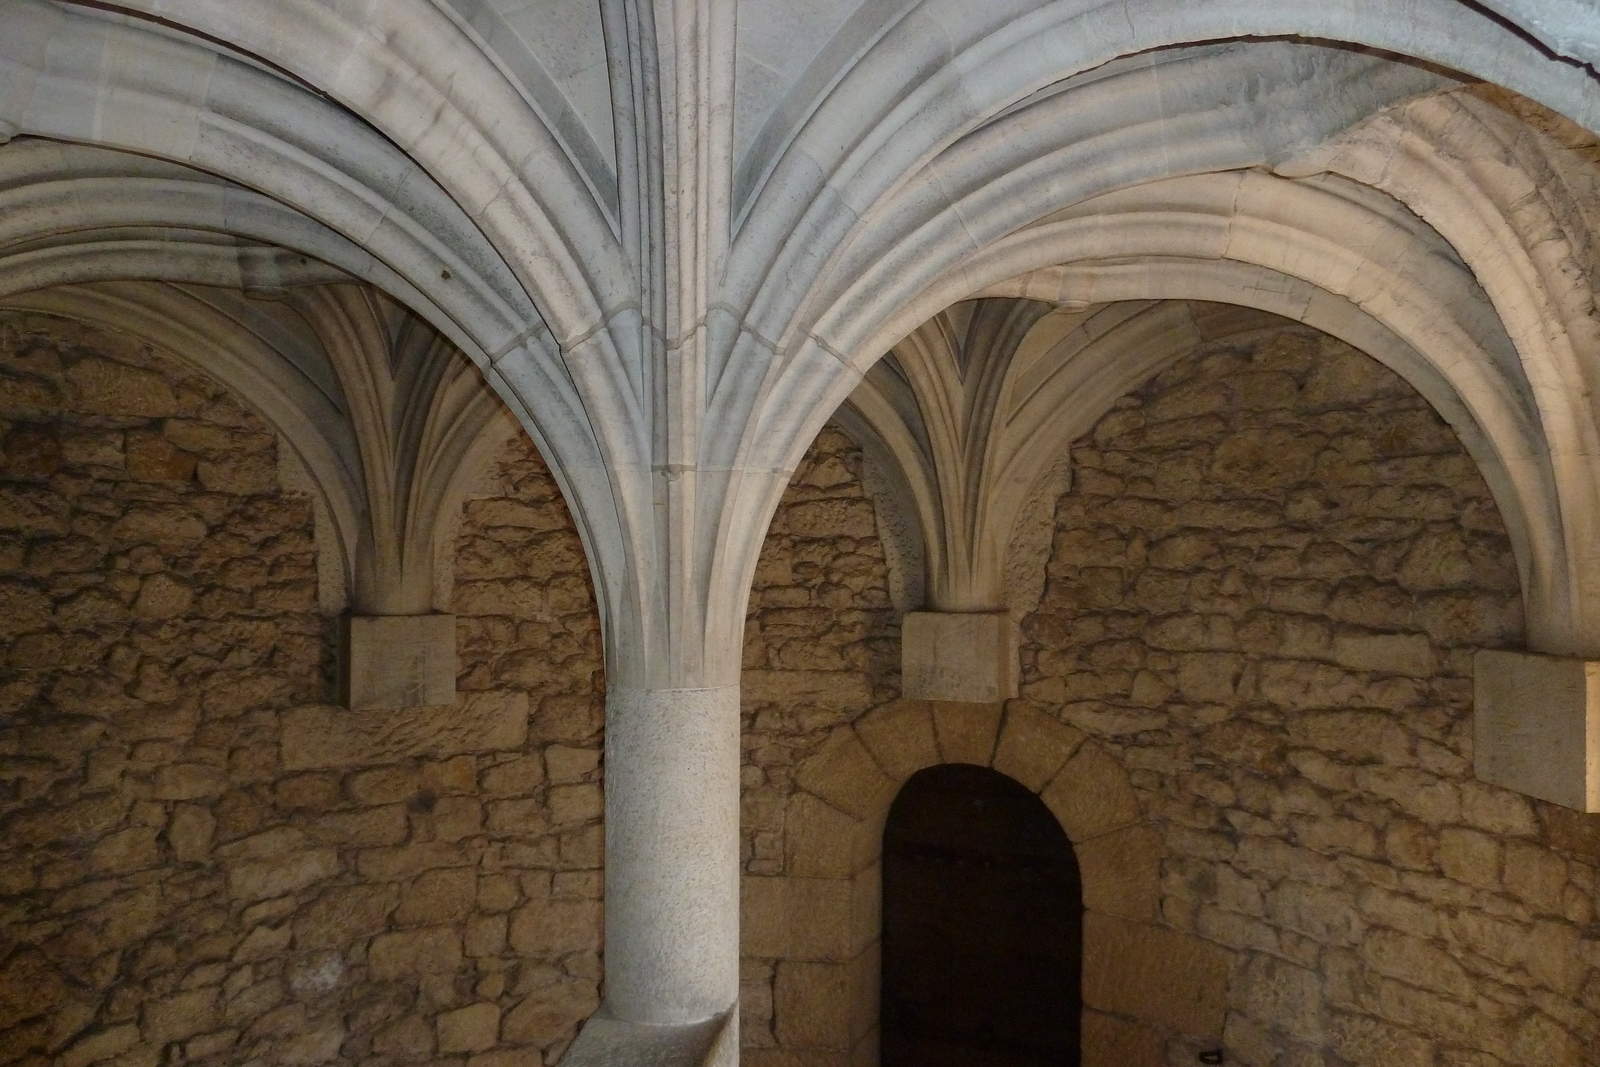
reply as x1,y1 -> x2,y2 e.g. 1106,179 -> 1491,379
881,763 -> 1083,1067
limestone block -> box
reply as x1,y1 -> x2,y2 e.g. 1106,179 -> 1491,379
1232,954 -> 1329,1044
293,885 -> 397,949
508,899 -> 600,956
741,876 -> 852,961
854,701 -> 938,782
281,690 -> 528,771
785,793 -> 863,879
1474,649 -> 1600,812
396,867 -> 477,925
502,979 -> 600,1044
849,863 -> 880,958
1332,632 -> 1433,676
437,1003 -> 501,1053
901,611 -> 1018,703
852,808 -> 893,876
1082,1010 -> 1164,1067
774,961 -> 851,1049
152,762 -> 228,800
339,613 -> 457,711
992,704 -> 1085,791
59,1025 -> 141,1067
849,1027 -> 879,1067
226,848 -> 339,901
1078,823 -> 1162,920
1042,742 -> 1143,842
931,701 -> 1003,765
369,927 -> 464,979
793,729 -> 895,821
1082,913 -> 1230,1039
846,944 -> 879,1044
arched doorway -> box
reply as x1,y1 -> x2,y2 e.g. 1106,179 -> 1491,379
881,763 -> 1084,1066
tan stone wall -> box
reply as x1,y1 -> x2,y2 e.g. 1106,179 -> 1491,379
738,426 -> 902,1054
0,310 -> 900,1067
741,425 -> 901,878
751,315 -> 1600,1067
9,304 -> 1597,1067
0,311 -> 604,1067
1018,321 -> 1599,1065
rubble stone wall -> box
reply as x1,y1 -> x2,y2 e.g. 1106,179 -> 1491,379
740,425 -> 902,880
0,310 -> 897,1067
1016,322 -> 1598,1065
6,305 -> 1598,1067
0,311 -> 605,1067
738,427 -> 903,1051
750,318 -> 1600,1066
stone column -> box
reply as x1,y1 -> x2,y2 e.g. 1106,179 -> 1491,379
603,685 -> 741,1024
562,681 -> 741,1065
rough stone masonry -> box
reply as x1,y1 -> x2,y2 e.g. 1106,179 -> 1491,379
1014,318 -> 1600,1065
0,310 -> 605,1067
4,304 -> 1600,1067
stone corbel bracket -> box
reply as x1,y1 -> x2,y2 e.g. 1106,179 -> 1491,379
5,278 -> 514,711
901,610 -> 1019,703
843,299 -> 1252,703
1475,650 -> 1600,812
280,286 -> 516,711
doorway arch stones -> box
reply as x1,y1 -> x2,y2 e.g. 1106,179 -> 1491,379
743,699 -> 1232,1066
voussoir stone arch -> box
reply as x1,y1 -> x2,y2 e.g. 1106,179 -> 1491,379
743,699 -> 1230,1066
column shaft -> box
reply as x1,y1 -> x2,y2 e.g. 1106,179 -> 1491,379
603,684 -> 741,1024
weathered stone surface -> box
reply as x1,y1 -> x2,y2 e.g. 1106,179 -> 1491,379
852,701 -> 937,783
395,867 -> 478,926
1082,913 -> 1229,1038
1474,649 -> 1600,812
991,702 -> 1084,791
770,961 -> 851,1051
1081,1010 -> 1163,1067
507,899 -> 601,956
152,762 -> 229,800
931,701 -> 1003,765
1009,325 -> 1575,1067
280,689 -> 529,770
11,310 -> 1598,1067
783,793 -> 861,880
740,426 -> 901,888
741,877 -> 852,962
227,848 -> 340,900
143,988 -> 220,1045
0,317 -> 607,1067
901,611 -> 1018,703
340,612 -> 458,711
792,729 -> 894,822
502,980 -> 600,1045
438,1003 -> 502,1054
65,357 -> 178,416
1040,742 -> 1142,841
369,927 -> 464,979
1078,823 -> 1162,920
58,1023 -> 142,1067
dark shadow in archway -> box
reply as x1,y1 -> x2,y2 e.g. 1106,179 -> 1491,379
882,763 -> 1083,1066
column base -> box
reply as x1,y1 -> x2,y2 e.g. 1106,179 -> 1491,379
563,1008 -> 736,1067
